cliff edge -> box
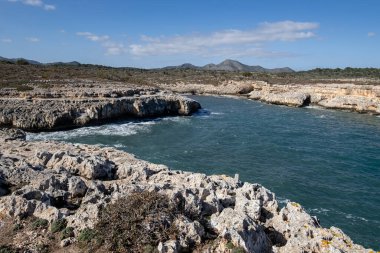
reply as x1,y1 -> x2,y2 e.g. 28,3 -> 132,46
0,128 -> 374,253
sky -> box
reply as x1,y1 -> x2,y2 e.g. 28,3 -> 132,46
0,0 -> 379,70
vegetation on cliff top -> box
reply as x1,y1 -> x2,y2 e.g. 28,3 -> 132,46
1,60 -> 379,91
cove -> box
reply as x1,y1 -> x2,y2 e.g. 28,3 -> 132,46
28,95 -> 380,249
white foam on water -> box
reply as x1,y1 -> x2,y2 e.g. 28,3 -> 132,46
277,197 -> 290,205
305,105 -> 326,110
27,121 -> 157,141
113,143 -> 127,148
162,116 -> 191,123
308,208 -> 370,223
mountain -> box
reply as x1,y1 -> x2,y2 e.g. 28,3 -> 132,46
0,56 -> 42,65
0,56 -> 294,73
0,56 -> 80,66
46,61 -> 81,66
161,63 -> 200,70
163,59 -> 294,73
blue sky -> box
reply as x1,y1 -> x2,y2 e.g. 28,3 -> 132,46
0,0 -> 379,69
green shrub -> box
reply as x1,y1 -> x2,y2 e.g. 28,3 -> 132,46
226,241 -> 246,253
78,228 -> 97,243
50,219 -> 67,233
60,227 -> 74,240
0,245 -> 17,253
12,223 -> 23,231
32,218 -> 48,229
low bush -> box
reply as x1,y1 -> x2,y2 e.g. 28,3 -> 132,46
95,191 -> 180,252
78,228 -> 97,243
31,218 -> 48,229
60,227 -> 74,240
0,245 -> 17,253
50,219 -> 67,233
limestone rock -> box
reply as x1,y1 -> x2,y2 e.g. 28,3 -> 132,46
0,132 -> 374,252
210,208 -> 272,253
0,80 -> 201,131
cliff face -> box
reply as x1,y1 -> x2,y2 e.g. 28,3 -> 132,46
157,81 -> 380,115
0,80 -> 201,131
0,128 -> 373,252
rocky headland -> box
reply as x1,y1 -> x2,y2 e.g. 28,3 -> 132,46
0,128 -> 375,253
0,80 -> 200,131
0,78 -> 378,252
157,80 -> 380,115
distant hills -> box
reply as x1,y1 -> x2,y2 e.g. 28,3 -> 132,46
162,59 -> 295,73
0,56 -> 81,66
0,56 -> 294,73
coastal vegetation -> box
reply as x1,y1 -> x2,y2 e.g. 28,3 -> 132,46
1,60 -> 380,91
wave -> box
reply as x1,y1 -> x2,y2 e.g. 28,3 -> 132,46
308,207 -> 370,223
26,120 -> 156,141
305,105 -> 326,110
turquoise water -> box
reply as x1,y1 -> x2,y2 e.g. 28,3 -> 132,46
28,95 -> 380,249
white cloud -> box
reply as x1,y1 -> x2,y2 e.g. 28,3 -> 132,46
1,38 -> 13,43
368,32 -> 375,37
23,0 -> 42,6
26,37 -> 40,42
8,0 -> 55,11
77,32 -> 127,56
44,4 -> 55,10
76,32 -> 110,42
129,20 -> 319,57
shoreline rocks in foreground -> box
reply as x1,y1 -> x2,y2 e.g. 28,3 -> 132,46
0,80 -> 201,131
0,128 -> 375,252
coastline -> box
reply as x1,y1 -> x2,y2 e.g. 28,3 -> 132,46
158,80 -> 380,115
0,80 -> 378,252
0,80 -> 200,131
0,128 -> 375,252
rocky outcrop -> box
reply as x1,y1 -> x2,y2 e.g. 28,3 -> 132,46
0,129 -> 374,252
157,80 -> 380,114
0,80 -> 201,131
247,82 -> 380,113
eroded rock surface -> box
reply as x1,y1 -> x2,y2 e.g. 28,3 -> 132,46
157,80 -> 380,114
0,80 -> 201,130
0,129 -> 374,252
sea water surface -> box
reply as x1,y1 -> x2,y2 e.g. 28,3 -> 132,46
28,95 -> 380,249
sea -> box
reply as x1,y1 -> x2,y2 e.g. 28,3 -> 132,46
27,95 -> 380,249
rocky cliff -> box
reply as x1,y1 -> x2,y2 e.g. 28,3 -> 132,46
0,80 -> 201,131
157,80 -> 380,115
0,128 -> 374,252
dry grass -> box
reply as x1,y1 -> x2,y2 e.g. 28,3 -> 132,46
94,191 -> 181,253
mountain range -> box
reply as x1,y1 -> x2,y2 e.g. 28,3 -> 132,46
161,59 -> 294,73
0,56 -> 294,73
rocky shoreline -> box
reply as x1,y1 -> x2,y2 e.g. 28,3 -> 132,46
0,80 -> 200,131
0,80 -> 378,252
156,80 -> 380,115
0,128 -> 375,252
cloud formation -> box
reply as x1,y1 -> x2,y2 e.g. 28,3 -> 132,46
26,37 -> 40,42
77,32 -> 126,55
129,21 -> 319,57
1,38 -> 13,43
76,21 -> 318,59
8,0 -> 55,11
368,32 -> 376,37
